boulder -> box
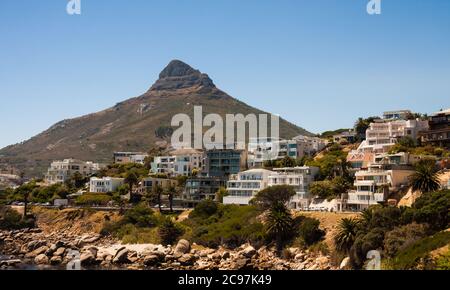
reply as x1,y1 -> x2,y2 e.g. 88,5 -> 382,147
80,251 -> 96,266
174,239 -> 190,255
230,258 -> 250,270
53,247 -> 66,257
143,254 -> 161,266
113,247 -> 129,264
222,251 -> 231,260
86,246 -> 98,257
241,246 -> 256,258
26,240 -> 46,251
178,254 -> 196,266
294,253 -> 305,261
26,246 -> 49,258
35,254 -> 49,265
340,257 -> 350,270
50,256 -> 63,265
316,256 -> 329,266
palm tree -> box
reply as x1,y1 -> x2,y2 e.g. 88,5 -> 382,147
166,185 -> 176,212
124,171 -> 139,203
266,202 -> 294,253
409,159 -> 441,193
152,185 -> 164,212
334,218 -> 360,254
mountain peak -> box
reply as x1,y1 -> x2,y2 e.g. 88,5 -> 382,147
150,60 -> 215,91
159,60 -> 197,78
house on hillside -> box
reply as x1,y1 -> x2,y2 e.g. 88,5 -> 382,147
223,169 -> 274,205
113,152 -> 149,165
89,177 -> 124,193
45,159 -> 104,185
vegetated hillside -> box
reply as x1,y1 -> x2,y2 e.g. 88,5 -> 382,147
0,60 -> 311,177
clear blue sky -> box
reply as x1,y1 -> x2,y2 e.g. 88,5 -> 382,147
1,0 -> 450,148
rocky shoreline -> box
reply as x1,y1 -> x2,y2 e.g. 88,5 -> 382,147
0,228 -> 338,270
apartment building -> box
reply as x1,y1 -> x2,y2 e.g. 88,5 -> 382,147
203,149 -> 247,177
419,108 -> 450,149
333,131 -> 357,144
137,177 -> 177,194
45,159 -> 103,184
114,152 -> 149,165
182,176 -> 227,207
360,119 -> 429,153
151,148 -> 204,177
347,116 -> 429,169
268,166 -> 319,210
338,153 -> 417,212
383,110 -> 412,120
223,169 -> 274,205
89,177 -> 124,193
247,136 -> 326,168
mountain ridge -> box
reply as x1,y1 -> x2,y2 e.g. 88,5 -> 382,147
0,60 -> 312,177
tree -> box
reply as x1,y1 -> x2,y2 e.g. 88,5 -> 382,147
165,185 -> 177,212
252,185 -> 296,210
215,187 -> 228,203
409,159 -> 441,193
152,185 -> 164,212
334,218 -> 360,254
309,180 -> 335,200
354,116 -> 379,141
298,217 -> 325,246
158,218 -> 184,246
266,202 -> 294,252
124,171 -> 139,203
278,156 -> 296,168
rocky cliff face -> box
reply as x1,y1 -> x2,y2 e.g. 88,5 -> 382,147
0,60 -> 311,177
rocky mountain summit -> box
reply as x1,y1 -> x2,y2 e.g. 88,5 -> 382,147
0,60 -> 311,177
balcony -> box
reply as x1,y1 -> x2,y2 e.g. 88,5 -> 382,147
346,191 -> 385,205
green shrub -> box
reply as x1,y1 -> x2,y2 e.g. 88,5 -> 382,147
123,204 -> 158,227
409,190 -> 450,231
184,204 -> 265,248
383,223 -> 428,257
75,193 -> 112,206
390,231 -> 450,270
158,218 -> 184,246
435,250 -> 450,270
350,228 -> 385,269
297,217 -> 325,246
189,200 -> 219,219
0,208 -> 35,230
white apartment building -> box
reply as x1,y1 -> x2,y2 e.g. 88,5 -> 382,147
114,152 -> 149,165
338,153 -> 417,212
358,119 -> 429,153
224,169 -> 274,205
247,136 -> 326,168
347,117 -> 429,169
45,159 -> 103,184
151,148 -> 203,177
89,177 -> 124,193
268,166 -> 319,210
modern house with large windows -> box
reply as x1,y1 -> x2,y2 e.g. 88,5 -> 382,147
181,176 -> 227,207
89,177 -> 124,193
223,169 -> 274,205
151,148 -> 204,177
419,108 -> 450,149
267,166 -> 319,210
203,149 -> 247,177
45,159 -> 103,184
113,152 -> 148,165
338,153 -> 417,212
247,136 -> 326,168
